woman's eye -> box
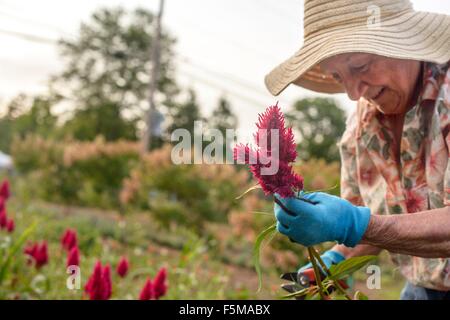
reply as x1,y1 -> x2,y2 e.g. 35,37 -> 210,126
352,63 -> 369,73
332,73 -> 342,83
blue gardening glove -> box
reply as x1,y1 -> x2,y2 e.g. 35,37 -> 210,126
274,192 -> 371,247
298,250 -> 345,274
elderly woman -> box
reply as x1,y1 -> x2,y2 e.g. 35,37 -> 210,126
266,0 -> 450,299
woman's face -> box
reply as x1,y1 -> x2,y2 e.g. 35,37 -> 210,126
319,53 -> 422,115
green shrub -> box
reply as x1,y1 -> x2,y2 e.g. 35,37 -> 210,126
120,145 -> 250,232
10,135 -> 140,208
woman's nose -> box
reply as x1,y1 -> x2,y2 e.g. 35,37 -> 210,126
343,77 -> 369,101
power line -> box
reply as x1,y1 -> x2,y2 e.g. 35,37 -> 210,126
0,1 -> 280,64
0,27 -> 286,111
0,10 -> 74,38
176,55 -> 292,107
177,69 -> 275,110
0,28 -> 56,44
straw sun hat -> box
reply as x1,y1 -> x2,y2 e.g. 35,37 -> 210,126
265,0 -> 450,95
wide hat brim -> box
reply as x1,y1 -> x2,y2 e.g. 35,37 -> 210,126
265,10 -> 450,95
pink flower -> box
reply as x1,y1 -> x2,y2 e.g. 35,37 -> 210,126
0,180 -> 10,200
234,103 -> 303,198
61,229 -> 78,251
116,256 -> 129,278
67,246 -> 80,267
0,209 -> 7,229
139,278 -> 153,300
6,218 -> 14,233
85,261 -> 112,300
139,267 -> 168,300
102,264 -> 112,300
153,267 -> 168,299
24,241 -> 49,269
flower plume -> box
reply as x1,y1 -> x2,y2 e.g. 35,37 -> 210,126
234,103 -> 303,198
24,241 -> 49,269
116,256 -> 129,278
85,261 -> 112,300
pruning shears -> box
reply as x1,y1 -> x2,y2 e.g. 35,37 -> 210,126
280,267 -> 349,299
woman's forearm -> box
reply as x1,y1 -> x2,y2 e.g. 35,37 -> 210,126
331,243 -> 383,259
360,207 -> 450,257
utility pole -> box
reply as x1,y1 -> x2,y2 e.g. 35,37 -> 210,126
143,0 -> 165,153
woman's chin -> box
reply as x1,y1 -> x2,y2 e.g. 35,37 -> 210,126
376,96 -> 403,115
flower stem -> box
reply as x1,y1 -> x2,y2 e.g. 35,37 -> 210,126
310,248 -> 352,300
307,247 -> 326,300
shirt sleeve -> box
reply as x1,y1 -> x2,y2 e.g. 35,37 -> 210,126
338,110 -> 365,206
439,74 -> 450,206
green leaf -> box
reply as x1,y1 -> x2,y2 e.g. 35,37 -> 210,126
251,211 -> 273,216
280,286 -> 310,299
0,222 -> 37,285
326,255 -> 377,281
303,182 -> 339,195
253,223 -> 277,292
235,184 -> 261,200
354,291 -> 369,300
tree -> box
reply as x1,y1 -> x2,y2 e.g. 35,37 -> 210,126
0,94 -> 58,152
286,98 -> 346,163
166,89 -> 203,137
53,7 -> 179,140
210,96 -> 238,135
60,101 -> 137,141
209,96 -> 238,159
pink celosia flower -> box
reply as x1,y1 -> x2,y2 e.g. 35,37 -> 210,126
116,256 -> 129,278
24,241 -> 49,269
6,218 -> 14,233
85,261 -> 112,300
139,278 -> 153,300
234,104 -> 303,198
139,267 -> 168,300
67,246 -> 80,267
152,267 -> 168,299
0,209 -> 7,229
61,229 -> 78,251
0,180 -> 10,200
102,264 -> 112,299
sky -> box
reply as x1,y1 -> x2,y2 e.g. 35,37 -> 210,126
0,0 -> 449,135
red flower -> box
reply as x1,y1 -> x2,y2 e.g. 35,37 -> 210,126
116,256 -> 129,278
6,218 -> 14,233
139,278 -> 153,300
61,229 -> 78,251
85,261 -> 112,300
139,267 -> 168,300
102,264 -> 112,300
153,267 -> 168,299
0,180 -> 10,200
67,246 -> 80,267
24,241 -> 49,269
0,209 -> 7,229
234,104 -> 303,198
0,197 -> 5,212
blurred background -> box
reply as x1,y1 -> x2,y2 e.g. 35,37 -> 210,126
0,0 -> 448,300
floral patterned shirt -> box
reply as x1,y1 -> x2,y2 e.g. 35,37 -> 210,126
338,60 -> 450,291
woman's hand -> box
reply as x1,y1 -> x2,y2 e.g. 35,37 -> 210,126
274,192 -> 371,247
